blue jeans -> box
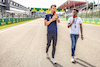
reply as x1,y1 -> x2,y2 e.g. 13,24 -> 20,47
70,34 -> 79,57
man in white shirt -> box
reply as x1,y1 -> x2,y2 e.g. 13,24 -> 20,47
68,9 -> 84,63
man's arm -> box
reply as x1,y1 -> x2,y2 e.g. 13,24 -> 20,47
44,16 -> 56,26
54,14 -> 60,23
68,19 -> 74,28
44,20 -> 52,26
80,24 -> 84,40
56,18 -> 60,23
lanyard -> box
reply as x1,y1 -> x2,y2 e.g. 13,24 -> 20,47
74,17 -> 78,25
73,17 -> 78,28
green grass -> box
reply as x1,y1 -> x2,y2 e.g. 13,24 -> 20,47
0,18 -> 38,29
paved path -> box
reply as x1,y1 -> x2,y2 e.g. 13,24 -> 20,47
0,18 -> 100,67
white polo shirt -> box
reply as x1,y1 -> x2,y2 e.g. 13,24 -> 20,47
68,17 -> 82,34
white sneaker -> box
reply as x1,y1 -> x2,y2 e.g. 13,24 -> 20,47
46,53 -> 49,58
51,58 -> 57,64
71,57 -> 75,63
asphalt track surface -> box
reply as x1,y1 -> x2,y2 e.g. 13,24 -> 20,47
0,18 -> 100,67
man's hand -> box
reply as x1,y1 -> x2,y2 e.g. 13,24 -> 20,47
52,16 -> 56,21
51,13 -> 60,23
68,19 -> 75,28
81,35 -> 84,40
55,13 -> 60,23
52,13 -> 58,21
54,13 -> 58,19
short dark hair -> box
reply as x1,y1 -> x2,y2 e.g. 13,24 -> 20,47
50,5 -> 56,8
73,9 -> 79,12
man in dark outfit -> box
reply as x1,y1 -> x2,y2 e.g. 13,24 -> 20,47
44,4 -> 60,64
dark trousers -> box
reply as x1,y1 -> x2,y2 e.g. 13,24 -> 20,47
46,33 -> 57,58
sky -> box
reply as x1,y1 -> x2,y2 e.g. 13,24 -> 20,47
13,0 -> 99,8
